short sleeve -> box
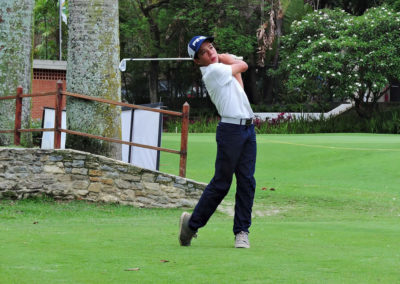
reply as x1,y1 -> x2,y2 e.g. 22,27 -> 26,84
209,63 -> 232,86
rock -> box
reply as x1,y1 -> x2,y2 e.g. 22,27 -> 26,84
49,155 -> 64,162
101,178 -> 114,185
71,168 -> 88,175
178,199 -> 197,208
12,166 -> 29,173
114,179 -> 131,189
175,177 -> 187,185
123,189 -> 135,201
99,194 -> 119,203
88,183 -> 102,193
43,165 -> 64,174
58,175 -> 72,182
104,171 -> 119,179
116,167 -> 128,173
156,175 -> 172,183
86,162 -> 100,169
73,180 -> 90,189
143,182 -> 160,192
120,173 -> 140,182
89,169 -> 103,176
100,165 -> 114,171
142,173 -> 155,182
72,160 -> 85,167
0,181 -> 16,190
76,190 -> 89,196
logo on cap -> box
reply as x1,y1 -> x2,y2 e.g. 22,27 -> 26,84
192,36 -> 206,47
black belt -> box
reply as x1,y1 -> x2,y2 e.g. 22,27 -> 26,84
220,117 -> 253,126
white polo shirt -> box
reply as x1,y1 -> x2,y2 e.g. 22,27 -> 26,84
200,63 -> 254,119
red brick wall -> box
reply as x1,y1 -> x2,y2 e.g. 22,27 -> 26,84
31,69 -> 67,120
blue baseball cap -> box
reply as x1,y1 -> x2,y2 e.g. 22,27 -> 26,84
187,35 -> 214,59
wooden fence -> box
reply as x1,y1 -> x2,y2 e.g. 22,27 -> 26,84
0,80 -> 190,177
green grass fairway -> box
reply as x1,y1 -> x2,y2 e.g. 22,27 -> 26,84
1,134 -> 400,283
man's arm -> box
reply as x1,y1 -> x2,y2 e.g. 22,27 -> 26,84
218,54 -> 248,88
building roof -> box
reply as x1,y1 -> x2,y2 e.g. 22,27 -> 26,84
33,59 -> 67,71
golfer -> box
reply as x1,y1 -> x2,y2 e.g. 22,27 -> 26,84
179,36 -> 257,248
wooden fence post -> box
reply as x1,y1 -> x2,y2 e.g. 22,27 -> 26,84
54,80 -> 63,149
179,102 -> 190,177
14,86 -> 23,146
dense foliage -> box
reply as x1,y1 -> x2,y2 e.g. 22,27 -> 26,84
275,6 -> 400,116
119,0 -> 265,105
32,0 -> 400,119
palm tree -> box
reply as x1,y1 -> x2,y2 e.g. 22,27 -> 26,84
0,0 -> 34,146
66,0 -> 122,159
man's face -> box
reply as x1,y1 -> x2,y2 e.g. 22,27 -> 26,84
194,41 -> 218,66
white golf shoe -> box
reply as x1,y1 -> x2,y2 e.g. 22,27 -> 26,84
235,231 -> 250,248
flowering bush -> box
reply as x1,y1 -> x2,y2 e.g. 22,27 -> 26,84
275,6 -> 400,117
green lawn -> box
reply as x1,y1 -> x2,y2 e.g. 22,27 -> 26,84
1,133 -> 400,283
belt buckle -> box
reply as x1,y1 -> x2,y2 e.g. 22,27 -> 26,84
245,119 -> 252,126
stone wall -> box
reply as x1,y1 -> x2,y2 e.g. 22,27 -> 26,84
0,148 -> 206,208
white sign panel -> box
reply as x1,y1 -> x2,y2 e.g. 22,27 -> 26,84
41,108 -> 66,149
121,104 -> 162,171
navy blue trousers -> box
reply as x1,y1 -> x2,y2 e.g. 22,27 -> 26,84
189,122 -> 257,235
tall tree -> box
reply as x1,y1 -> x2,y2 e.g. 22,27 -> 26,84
0,0 -> 34,146
66,0 -> 122,159
34,0 -> 68,60
121,0 -> 169,104
257,0 -> 313,103
139,0 -> 169,103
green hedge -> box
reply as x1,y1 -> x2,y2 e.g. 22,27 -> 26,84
164,104 -> 400,134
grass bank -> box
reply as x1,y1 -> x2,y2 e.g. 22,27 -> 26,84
1,133 -> 399,283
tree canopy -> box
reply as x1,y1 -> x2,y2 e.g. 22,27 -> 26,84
32,0 -> 400,112
275,6 -> 400,116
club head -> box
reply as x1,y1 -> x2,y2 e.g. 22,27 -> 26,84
119,59 -> 127,72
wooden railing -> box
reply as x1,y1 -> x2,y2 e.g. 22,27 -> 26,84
0,81 -> 190,177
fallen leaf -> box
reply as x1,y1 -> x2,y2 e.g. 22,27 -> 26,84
261,187 -> 267,191
270,188 -> 276,191
125,268 -> 140,271
160,260 -> 169,263
33,221 -> 38,224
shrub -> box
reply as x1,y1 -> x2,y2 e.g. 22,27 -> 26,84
163,105 -> 400,134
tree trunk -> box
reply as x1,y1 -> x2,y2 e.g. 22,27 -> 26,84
245,53 -> 260,104
265,3 -> 283,104
139,1 -> 166,103
66,0 -> 122,160
149,61 -> 159,103
0,0 -> 34,146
